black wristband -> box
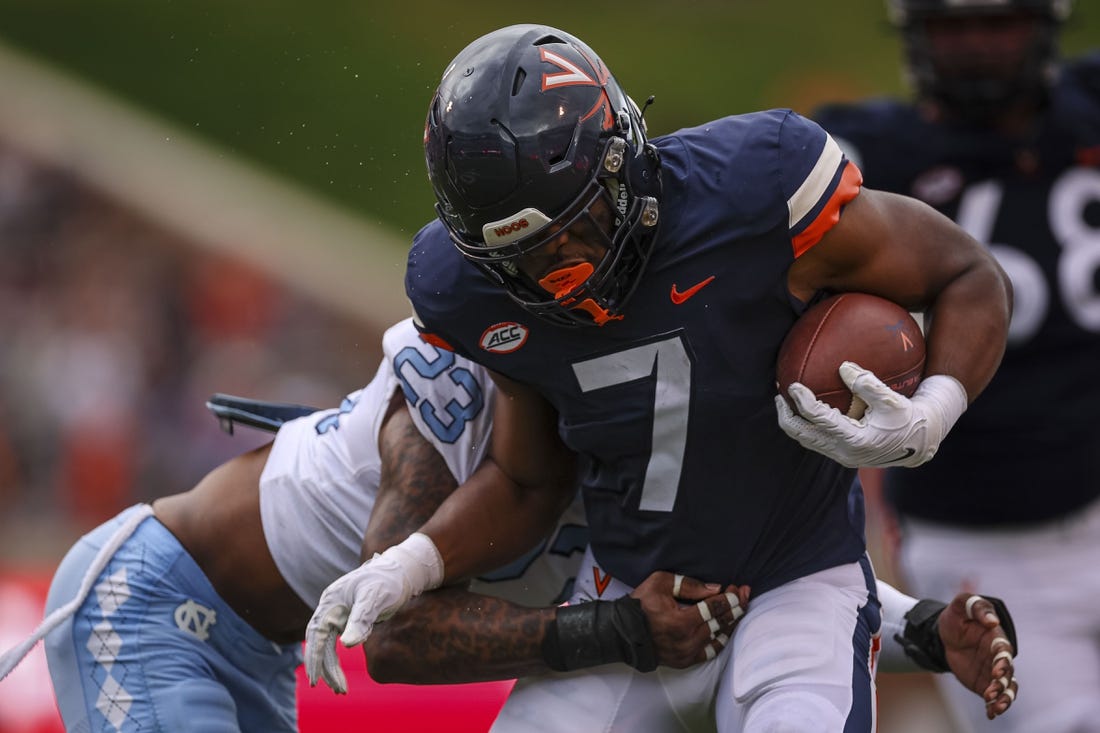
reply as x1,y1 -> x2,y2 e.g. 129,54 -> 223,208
541,596 -> 657,673
894,599 -> 950,673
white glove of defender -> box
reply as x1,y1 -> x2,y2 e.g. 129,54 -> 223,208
774,361 -> 968,468
305,532 -> 444,693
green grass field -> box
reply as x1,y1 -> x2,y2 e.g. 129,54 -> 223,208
0,1 -> 1094,242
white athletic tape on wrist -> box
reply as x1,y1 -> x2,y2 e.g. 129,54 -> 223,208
395,532 -> 445,588
916,374 -> 969,442
372,532 -> 445,624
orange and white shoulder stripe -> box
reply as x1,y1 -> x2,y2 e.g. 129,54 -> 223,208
788,133 -> 864,258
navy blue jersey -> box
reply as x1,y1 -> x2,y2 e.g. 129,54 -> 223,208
407,110 -> 867,592
816,52 -> 1100,525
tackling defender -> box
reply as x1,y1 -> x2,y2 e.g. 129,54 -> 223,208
1,318 -> 742,732
2,318 -> 1015,731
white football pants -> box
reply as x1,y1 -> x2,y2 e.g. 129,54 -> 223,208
491,547 -> 880,733
898,496 -> 1100,733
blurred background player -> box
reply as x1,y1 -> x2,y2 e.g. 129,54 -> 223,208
1,318 -> 743,732
814,1 -> 1100,731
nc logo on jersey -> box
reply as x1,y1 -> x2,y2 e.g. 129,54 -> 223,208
480,322 -> 529,354
174,599 -> 217,642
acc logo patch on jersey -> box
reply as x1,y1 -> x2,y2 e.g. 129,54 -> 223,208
480,322 -> 529,354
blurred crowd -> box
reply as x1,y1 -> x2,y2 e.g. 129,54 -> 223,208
0,140 -> 381,563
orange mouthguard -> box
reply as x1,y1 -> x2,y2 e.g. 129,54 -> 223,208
538,262 -> 595,298
537,262 -> 621,326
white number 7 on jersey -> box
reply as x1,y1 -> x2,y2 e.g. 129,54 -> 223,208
572,335 -> 691,512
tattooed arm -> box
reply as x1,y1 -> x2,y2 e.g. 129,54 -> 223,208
365,575 -> 747,684
358,390 -> 549,681
359,390 -> 749,684
360,390 -> 462,555
360,390 -> 556,682
365,590 -> 556,683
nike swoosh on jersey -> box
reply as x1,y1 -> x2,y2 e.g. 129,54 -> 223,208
670,276 -> 716,304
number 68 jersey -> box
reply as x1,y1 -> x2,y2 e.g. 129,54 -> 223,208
259,317 -> 586,610
815,52 -> 1100,525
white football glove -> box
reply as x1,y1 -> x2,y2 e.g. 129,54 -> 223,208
774,362 -> 968,468
304,532 -> 444,694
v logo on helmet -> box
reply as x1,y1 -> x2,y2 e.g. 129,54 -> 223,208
540,49 -> 599,90
540,48 -> 615,129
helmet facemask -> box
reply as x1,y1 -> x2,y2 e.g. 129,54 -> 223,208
442,135 -> 659,327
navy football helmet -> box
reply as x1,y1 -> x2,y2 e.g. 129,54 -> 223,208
424,24 -> 660,327
888,0 -> 1072,121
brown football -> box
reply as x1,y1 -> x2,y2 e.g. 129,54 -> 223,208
776,292 -> 925,418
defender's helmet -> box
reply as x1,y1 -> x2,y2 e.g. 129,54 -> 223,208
887,0 -> 1072,121
424,24 -> 660,327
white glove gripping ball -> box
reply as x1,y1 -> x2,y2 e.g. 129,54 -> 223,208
775,362 -> 968,468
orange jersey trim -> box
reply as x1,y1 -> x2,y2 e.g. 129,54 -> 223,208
418,331 -> 455,352
791,161 -> 863,259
